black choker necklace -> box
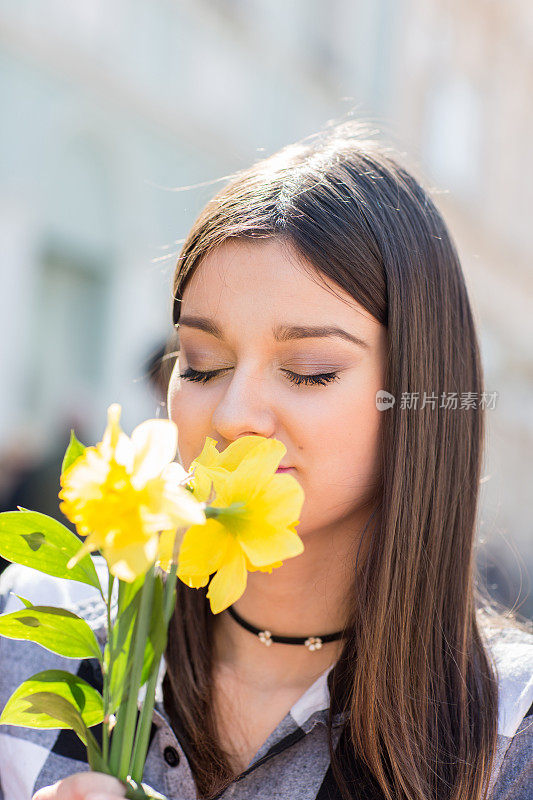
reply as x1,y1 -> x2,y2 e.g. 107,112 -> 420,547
227,605 -> 344,652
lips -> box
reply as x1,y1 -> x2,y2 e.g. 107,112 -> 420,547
276,466 -> 294,473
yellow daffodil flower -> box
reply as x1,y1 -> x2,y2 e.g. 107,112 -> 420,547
59,404 -> 206,581
176,436 -> 305,614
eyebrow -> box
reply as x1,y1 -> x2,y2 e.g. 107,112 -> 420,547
178,315 -> 369,349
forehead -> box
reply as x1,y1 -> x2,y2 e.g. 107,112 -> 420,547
180,238 -> 375,330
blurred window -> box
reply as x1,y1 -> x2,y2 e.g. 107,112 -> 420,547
423,76 -> 483,197
29,243 -> 109,432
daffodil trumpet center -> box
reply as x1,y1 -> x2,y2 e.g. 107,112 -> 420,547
205,501 -> 247,520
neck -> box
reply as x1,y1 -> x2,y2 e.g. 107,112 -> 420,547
212,512 -> 368,690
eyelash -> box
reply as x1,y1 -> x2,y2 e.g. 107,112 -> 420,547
179,366 -> 340,387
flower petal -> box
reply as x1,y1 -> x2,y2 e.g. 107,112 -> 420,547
189,463 -> 219,503
215,436 -> 265,472
130,419 -> 178,488
198,466 -> 237,507
250,473 -> 305,528
141,479 -> 206,532
161,460 -> 189,485
189,438 -> 227,502
102,404 -> 122,450
230,438 -> 286,499
99,405 -> 134,468
178,572 -> 210,589
177,518 -> 231,577
191,437 -> 221,468
105,534 -> 159,582
238,525 -> 304,568
66,537 -> 98,570
256,562 -> 283,573
60,446 -> 109,497
206,544 -> 248,613
244,552 -> 284,574
158,527 -> 187,571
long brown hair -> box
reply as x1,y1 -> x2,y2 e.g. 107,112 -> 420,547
163,122 -> 529,800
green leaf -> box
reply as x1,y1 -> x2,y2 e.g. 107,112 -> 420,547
61,431 -> 86,476
24,692 -> 90,744
105,575 -> 168,715
0,606 -> 102,661
14,594 -> 33,608
0,669 -> 104,732
106,582 -> 142,711
16,691 -> 108,773
119,573 -> 144,613
142,575 -> 166,683
0,510 -> 100,590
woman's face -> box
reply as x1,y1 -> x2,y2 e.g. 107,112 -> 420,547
168,238 -> 386,539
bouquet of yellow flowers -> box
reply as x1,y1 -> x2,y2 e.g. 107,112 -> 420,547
0,405 -> 304,798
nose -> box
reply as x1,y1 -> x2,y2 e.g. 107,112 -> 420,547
211,366 -> 277,443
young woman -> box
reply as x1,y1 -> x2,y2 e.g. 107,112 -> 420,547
1,122 -> 532,800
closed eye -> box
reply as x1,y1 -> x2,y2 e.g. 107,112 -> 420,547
179,366 -> 340,387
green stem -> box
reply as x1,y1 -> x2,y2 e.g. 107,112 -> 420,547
114,566 -> 155,780
108,581 -> 130,774
128,663 -> 159,783
124,779 -> 167,800
102,572 -> 115,764
129,565 -> 177,783
163,563 -> 178,623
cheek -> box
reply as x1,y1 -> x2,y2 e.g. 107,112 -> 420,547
297,390 -> 381,518
338,396 -> 381,475
167,378 -> 213,470
301,385 -> 380,465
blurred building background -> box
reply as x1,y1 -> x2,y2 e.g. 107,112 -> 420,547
0,0 -> 531,615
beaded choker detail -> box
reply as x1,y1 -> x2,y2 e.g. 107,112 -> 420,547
227,605 -> 344,652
